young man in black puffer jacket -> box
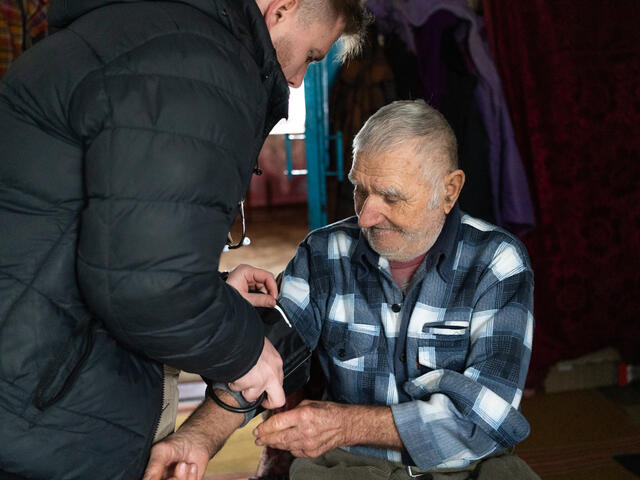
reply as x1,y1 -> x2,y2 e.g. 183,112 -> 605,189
0,0 -> 367,478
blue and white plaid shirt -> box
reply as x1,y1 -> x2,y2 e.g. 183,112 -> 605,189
278,205 -> 534,470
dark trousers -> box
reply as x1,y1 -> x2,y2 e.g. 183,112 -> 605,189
290,447 -> 541,480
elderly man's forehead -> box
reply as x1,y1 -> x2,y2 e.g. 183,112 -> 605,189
351,147 -> 424,174
349,159 -> 426,195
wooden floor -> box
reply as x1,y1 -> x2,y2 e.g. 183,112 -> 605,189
517,385 -> 640,479
219,204 -> 309,276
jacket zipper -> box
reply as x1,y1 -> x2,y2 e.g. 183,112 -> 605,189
151,365 -> 166,442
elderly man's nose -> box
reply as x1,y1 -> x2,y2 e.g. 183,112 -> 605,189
357,198 -> 385,228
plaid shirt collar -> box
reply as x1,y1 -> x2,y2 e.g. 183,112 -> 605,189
351,203 -> 462,283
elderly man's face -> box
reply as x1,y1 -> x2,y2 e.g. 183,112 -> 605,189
349,143 -> 447,262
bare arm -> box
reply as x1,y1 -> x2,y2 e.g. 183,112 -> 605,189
344,403 -> 403,450
143,391 -> 244,480
175,392 -> 244,456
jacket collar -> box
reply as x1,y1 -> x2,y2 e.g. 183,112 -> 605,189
352,203 -> 461,283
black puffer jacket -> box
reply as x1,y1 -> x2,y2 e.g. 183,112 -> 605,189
0,0 -> 288,478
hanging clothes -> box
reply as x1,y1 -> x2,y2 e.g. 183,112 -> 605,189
411,9 -> 456,109
1,0 -> 48,77
367,0 -> 535,234
412,10 -> 494,222
441,26 -> 494,223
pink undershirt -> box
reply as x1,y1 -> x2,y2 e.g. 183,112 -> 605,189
388,252 -> 427,291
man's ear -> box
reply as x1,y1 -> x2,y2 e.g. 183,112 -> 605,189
442,169 -> 465,214
263,0 -> 300,28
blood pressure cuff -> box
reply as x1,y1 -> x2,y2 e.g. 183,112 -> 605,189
205,302 -> 311,426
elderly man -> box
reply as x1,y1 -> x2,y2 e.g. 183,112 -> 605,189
0,0 -> 368,478
252,99 -> 539,479
147,100 -> 538,479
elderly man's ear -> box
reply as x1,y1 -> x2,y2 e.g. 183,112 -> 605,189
442,169 -> 465,214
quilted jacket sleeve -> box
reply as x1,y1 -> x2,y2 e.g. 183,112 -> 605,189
70,23 -> 270,382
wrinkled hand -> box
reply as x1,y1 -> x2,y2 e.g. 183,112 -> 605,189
142,431 -> 210,480
228,337 -> 285,409
226,264 -> 277,307
253,400 -> 348,458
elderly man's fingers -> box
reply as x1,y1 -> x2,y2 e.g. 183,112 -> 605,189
255,428 -> 328,459
254,426 -> 300,449
290,449 -> 309,458
254,409 -> 300,436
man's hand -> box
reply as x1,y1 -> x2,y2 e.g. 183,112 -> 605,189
252,400 -> 349,458
143,432 -> 208,480
143,394 -> 244,480
253,401 -> 404,458
226,264 -> 277,307
228,337 -> 285,409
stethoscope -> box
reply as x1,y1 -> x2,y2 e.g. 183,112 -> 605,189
223,199 -> 251,252
223,162 -> 263,252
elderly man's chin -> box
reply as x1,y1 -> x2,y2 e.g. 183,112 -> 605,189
364,228 -> 410,260
364,226 -> 435,262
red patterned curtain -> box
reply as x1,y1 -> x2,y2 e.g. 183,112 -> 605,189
1,0 -> 48,77
483,0 -> 640,387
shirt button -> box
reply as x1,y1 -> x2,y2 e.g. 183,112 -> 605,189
391,303 -> 401,313
338,348 -> 346,358
399,353 -> 407,362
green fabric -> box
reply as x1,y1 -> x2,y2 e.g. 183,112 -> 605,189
290,448 -> 540,480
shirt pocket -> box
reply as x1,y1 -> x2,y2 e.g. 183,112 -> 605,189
416,311 -> 470,372
321,321 -> 379,365
321,321 -> 380,404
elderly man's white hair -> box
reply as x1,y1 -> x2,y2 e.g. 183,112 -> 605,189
352,99 -> 458,178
